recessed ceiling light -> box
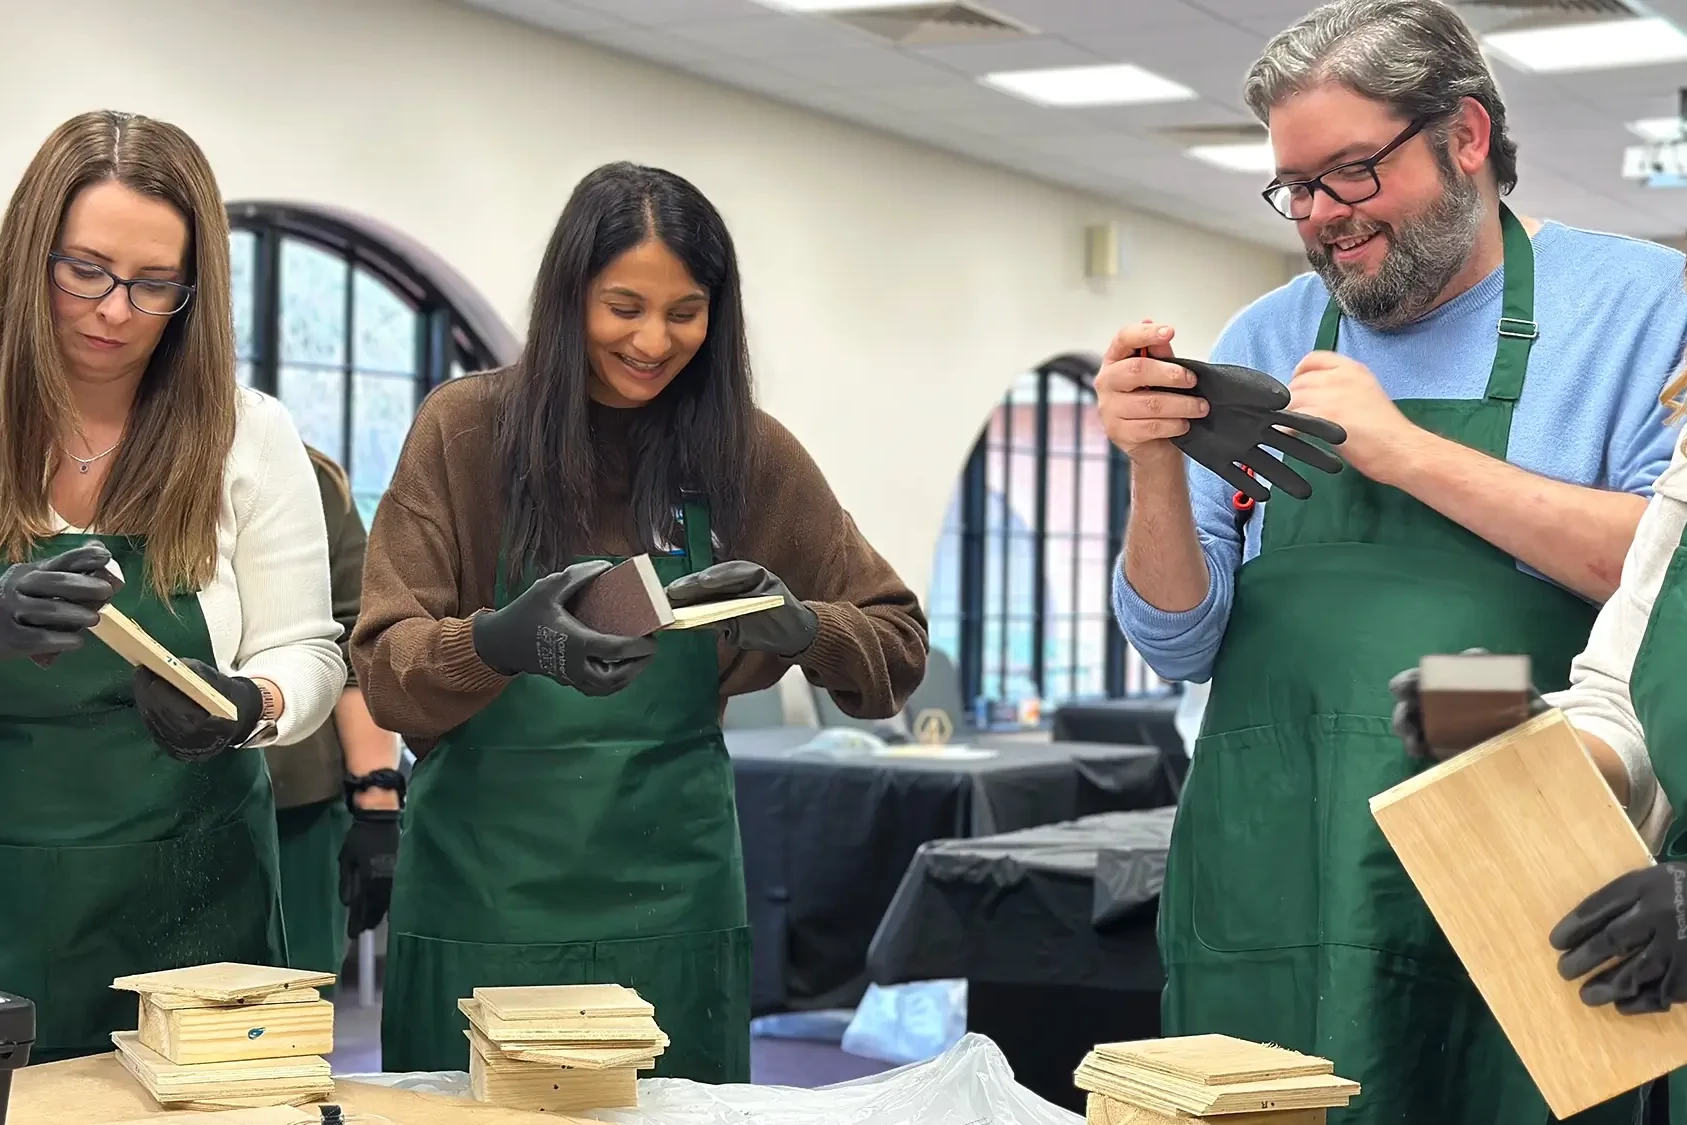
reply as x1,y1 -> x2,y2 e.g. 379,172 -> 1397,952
981,63 -> 1195,107
1627,116 -> 1687,142
751,0 -> 926,10
1187,143 -> 1277,174
1482,16 -> 1687,73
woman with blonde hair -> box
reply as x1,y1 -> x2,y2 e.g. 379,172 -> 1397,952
0,110 -> 344,1062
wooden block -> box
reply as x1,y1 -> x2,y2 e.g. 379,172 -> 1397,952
458,997 -> 668,1049
468,1043 -> 638,1112
1086,1093 -> 1326,1124
90,605 -> 237,720
1092,1035 -> 1333,1085
474,984 -> 653,1023
144,988 -> 320,1011
111,963 -> 335,1004
137,994 -> 333,1064
1369,708 -> 1687,1119
568,554 -> 782,636
110,1031 -> 332,1107
1418,652 -> 1533,753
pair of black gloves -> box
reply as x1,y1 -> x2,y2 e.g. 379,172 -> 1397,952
1390,654 -> 1687,1015
3,540 -> 399,938
471,558 -> 817,695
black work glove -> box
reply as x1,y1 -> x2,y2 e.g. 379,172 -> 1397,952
1387,646 -> 1547,760
0,540 -> 124,662
340,808 -> 399,938
665,560 -> 819,658
471,560 -> 659,696
1163,356 -> 1347,503
1550,864 -> 1687,1014
133,658 -> 265,763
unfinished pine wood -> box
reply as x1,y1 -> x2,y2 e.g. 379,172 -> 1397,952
137,994 -> 333,1064
105,1108 -> 308,1125
1369,707 -> 1687,1118
90,606 -> 237,720
458,997 -> 669,1048
474,984 -> 653,1023
1075,1059 -> 1358,1117
112,963 -> 335,1004
142,988 -> 320,1011
1085,1093 -> 1327,1125
1092,1036 -> 1334,1085
11,1052 -> 595,1125
111,1032 -> 331,1105
469,1043 -> 639,1112
467,1027 -> 656,1071
668,594 -> 784,630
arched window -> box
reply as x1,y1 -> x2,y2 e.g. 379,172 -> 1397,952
927,354 -> 1168,721
226,202 -> 519,523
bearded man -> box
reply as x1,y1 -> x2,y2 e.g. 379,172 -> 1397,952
1099,1 -> 1687,1123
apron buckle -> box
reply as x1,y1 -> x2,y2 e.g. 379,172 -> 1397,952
1497,317 -> 1538,340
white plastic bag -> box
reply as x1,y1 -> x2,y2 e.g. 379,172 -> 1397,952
839,979 -> 967,1065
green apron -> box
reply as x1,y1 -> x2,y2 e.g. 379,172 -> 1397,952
1626,516 -> 1687,1125
380,499 -> 752,1082
0,532 -> 287,1063
1160,206 -> 1641,1125
276,797 -> 352,976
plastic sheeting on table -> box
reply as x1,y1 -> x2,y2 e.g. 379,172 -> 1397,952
340,1033 -> 1081,1125
868,809 -> 1175,992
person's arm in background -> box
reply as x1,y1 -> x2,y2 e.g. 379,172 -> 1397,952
1104,317 -> 1259,684
322,487 -> 401,809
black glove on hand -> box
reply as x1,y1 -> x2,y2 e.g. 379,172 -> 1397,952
0,540 -> 124,662
471,560 -> 660,696
340,808 -> 399,938
133,658 -> 264,763
665,560 -> 818,658
1164,356 -> 1348,503
1550,864 -> 1687,1014
1387,646 -> 1548,760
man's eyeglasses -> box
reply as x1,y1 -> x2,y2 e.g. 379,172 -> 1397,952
47,253 -> 194,316
1262,117 -> 1428,220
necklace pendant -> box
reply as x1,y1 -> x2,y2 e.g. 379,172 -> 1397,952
79,463 -> 89,474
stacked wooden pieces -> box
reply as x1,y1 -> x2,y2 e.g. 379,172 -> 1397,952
108,963 -> 336,1110
1075,1035 -> 1360,1123
458,984 -> 668,1113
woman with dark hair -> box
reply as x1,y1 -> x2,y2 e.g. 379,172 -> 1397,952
352,161 -> 927,1080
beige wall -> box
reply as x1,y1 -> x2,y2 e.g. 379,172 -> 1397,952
0,0 -> 1291,596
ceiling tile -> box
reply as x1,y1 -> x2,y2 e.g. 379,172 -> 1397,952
909,35 -> 1112,76
930,101 -> 1112,139
565,0 -> 767,20
869,81 -> 1030,113
660,13 -> 876,56
462,0 -> 628,34
985,0 -> 1219,35
758,43 -> 954,86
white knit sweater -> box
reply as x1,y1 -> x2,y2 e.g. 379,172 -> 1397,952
1544,431 -> 1687,852
51,388 -> 345,746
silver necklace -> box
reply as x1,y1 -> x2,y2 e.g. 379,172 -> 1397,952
64,438 -> 122,474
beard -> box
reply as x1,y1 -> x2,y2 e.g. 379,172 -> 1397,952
1305,161 -> 1484,331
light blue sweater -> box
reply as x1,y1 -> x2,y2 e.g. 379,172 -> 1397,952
1112,221 -> 1687,684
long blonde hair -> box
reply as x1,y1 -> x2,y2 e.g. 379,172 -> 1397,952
0,110 -> 236,599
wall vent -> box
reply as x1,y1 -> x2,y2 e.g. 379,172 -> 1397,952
1451,0 -> 1641,35
824,2 -> 1037,47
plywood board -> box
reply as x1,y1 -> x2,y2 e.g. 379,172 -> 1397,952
1369,708 -> 1687,1118
143,988 -> 320,1011
10,1052 -> 595,1125
1086,1093 -> 1326,1124
466,1027 -> 656,1072
91,605 -> 237,720
668,594 -> 783,630
112,964 -> 336,1004
1092,1036 -> 1334,1085
138,995 -> 333,1064
1075,1058 -> 1358,1117
458,997 -> 668,1049
474,984 -> 652,1023
111,1032 -> 332,1106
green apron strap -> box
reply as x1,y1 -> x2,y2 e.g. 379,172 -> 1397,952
1311,203 -> 1535,405
681,495 -> 714,571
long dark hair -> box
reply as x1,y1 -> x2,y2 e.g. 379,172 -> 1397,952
495,162 -> 754,581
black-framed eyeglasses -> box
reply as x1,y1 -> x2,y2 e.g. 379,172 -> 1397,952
1261,117 -> 1428,220
47,253 -> 195,316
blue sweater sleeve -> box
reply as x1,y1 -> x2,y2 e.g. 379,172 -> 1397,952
1110,321 -> 1261,684
1606,274 -> 1687,497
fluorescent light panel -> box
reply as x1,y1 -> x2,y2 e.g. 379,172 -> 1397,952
1482,16 -> 1687,72
1628,116 -> 1687,142
982,63 -> 1194,107
1187,142 -> 1276,174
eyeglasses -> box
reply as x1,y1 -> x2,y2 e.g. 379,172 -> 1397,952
1261,117 -> 1428,220
47,253 -> 195,316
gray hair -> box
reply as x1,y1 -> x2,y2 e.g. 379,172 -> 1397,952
1243,0 -> 1519,193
